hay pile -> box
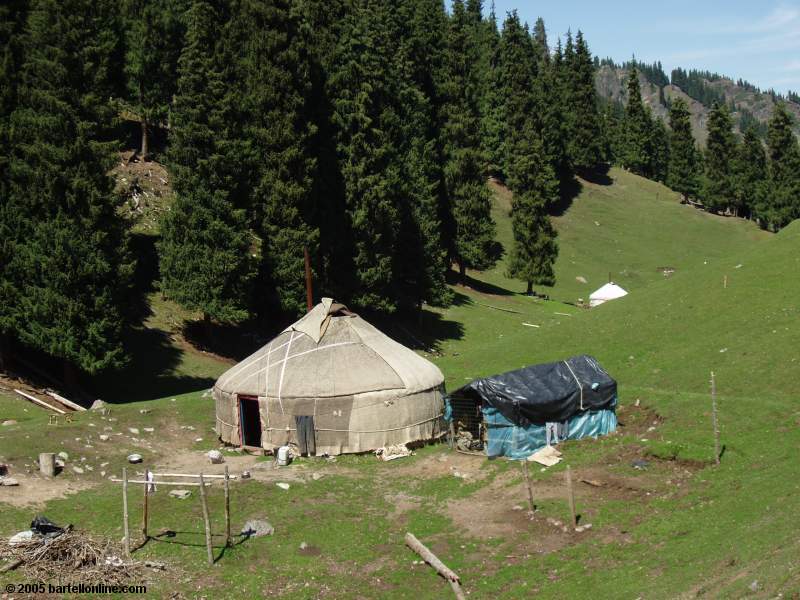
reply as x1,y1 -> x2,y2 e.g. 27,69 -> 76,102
0,531 -> 153,585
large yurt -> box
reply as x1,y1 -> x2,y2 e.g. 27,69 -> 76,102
213,298 -> 446,455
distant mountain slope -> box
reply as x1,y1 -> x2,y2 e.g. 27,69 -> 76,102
595,64 -> 800,144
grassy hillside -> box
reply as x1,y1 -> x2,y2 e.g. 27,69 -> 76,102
480,167 -> 769,304
2,169 -> 798,598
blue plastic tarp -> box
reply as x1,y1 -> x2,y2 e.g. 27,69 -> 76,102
483,404 -> 617,460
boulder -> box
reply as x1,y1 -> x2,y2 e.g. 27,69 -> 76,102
128,428 -> 140,435
0,477 -> 19,486
57,451 -> 69,461
241,519 -> 274,538
207,450 -> 224,464
127,454 -> 143,464
169,490 -> 191,500
90,399 -> 106,410
2,419 -> 18,426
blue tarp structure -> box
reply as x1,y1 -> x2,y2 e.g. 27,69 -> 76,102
448,355 -> 618,459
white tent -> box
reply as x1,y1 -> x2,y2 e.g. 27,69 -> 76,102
589,282 -> 628,307
213,298 -> 445,455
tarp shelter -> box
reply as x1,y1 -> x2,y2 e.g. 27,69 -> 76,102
589,282 -> 628,307
213,298 -> 446,455
447,355 -> 617,459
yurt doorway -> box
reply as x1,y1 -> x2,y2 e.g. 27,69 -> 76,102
238,395 -> 261,448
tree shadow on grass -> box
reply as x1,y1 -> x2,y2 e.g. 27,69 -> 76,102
182,319 -> 267,363
91,326 -> 217,404
369,304 -> 465,356
549,175 -> 584,217
446,269 -> 515,298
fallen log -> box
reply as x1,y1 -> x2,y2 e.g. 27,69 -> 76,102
45,391 -> 86,412
0,558 -> 24,573
14,389 -> 66,414
405,532 -> 465,600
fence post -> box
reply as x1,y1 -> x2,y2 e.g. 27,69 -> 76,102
711,372 -> 720,465
122,467 -> 130,556
199,473 -> 214,565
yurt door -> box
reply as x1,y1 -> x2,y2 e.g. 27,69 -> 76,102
238,395 -> 262,448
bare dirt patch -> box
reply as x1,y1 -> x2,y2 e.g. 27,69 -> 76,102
0,472 -> 96,507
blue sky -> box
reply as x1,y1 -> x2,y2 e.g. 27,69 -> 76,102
477,1 -> 800,94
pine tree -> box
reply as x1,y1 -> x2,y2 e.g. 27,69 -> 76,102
764,103 -> 800,230
621,66 -> 652,175
389,0 -> 451,308
327,0 -> 403,311
158,0 -> 254,324
3,0 -> 133,375
666,97 -> 699,201
235,0 -> 320,316
733,127 -> 767,220
647,110 -> 669,183
442,0 -> 498,281
123,0 -> 188,160
480,8 -> 504,174
564,30 -> 603,173
0,0 -> 29,356
535,29 -> 569,194
703,102 -> 737,213
498,12 -> 558,294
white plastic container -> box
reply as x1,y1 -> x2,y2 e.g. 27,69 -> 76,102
276,446 -> 292,466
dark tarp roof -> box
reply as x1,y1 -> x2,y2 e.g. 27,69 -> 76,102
450,355 -> 616,424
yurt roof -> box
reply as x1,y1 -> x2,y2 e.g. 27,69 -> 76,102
589,282 -> 628,301
214,298 -> 444,399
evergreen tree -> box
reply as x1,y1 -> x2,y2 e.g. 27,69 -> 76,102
498,12 -> 558,294
235,0 -> 320,316
647,110 -> 669,183
564,30 -> 603,173
389,0 -> 451,308
123,0 -> 188,159
703,102 -> 737,213
3,0 -> 133,375
480,6 -> 504,174
0,0 -> 29,356
535,29 -> 569,193
158,0 -> 254,324
764,103 -> 800,230
621,67 -> 652,175
327,0 -> 403,311
442,0 -> 498,281
666,97 -> 699,201
733,127 -> 767,220
531,16 -> 548,62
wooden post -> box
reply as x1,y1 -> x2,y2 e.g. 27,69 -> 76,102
521,460 -> 535,515
39,452 -> 56,477
199,473 -> 214,565
142,471 -> 149,541
711,372 -> 720,465
224,466 -> 231,548
723,275 -> 728,289
122,467 -> 130,557
304,246 -> 313,313
566,465 -> 577,529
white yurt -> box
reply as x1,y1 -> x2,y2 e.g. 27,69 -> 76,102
213,298 -> 445,455
589,282 -> 628,307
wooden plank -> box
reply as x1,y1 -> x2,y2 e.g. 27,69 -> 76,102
110,478 -> 210,487
522,460 -> 535,514
151,472 -> 235,480
45,390 -> 86,412
14,389 -> 66,414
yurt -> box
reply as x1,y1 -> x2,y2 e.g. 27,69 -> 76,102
589,282 -> 628,307
213,298 -> 446,455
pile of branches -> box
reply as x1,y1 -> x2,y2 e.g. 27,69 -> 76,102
0,531 -> 150,586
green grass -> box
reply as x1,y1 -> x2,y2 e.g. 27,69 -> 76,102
482,168 -> 769,303
2,170 -> 799,598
